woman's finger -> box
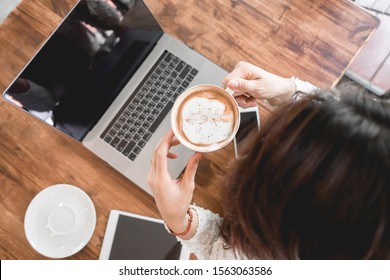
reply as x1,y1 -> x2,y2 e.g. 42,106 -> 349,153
171,135 -> 180,146
235,96 -> 258,108
167,152 -> 178,159
181,152 -> 202,191
154,130 -> 175,175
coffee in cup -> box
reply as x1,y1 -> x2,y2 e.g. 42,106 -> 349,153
171,84 -> 240,152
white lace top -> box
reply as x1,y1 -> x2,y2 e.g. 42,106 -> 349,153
178,205 -> 247,260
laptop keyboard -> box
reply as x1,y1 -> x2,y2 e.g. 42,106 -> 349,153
100,50 -> 199,161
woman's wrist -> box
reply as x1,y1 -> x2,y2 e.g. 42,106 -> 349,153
281,76 -> 296,101
266,76 -> 295,106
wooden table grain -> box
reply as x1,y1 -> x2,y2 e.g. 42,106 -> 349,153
0,0 -> 378,259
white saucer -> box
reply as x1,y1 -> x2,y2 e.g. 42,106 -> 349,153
24,184 -> 96,258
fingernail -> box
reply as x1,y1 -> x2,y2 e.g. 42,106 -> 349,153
229,80 -> 239,89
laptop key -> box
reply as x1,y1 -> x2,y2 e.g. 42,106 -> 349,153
122,124 -> 130,131
137,127 -> 146,136
133,98 -> 140,105
143,132 -> 152,141
129,153 -> 137,161
142,121 -> 150,128
186,74 -> 194,82
123,140 -> 136,156
182,80 -> 189,88
149,100 -> 174,133
133,146 -> 142,155
146,115 -> 154,123
190,68 -> 199,76
147,103 -> 155,110
156,103 -> 164,110
138,140 -> 146,148
108,129 -> 117,137
137,91 -> 145,99
152,96 -> 160,103
152,109 -> 159,116
178,86 -> 185,94
138,114 -> 146,122
134,120 -> 142,128
124,133 -> 132,141
129,127 -> 137,134
123,110 -> 131,118
179,65 -> 192,79
175,61 -> 186,72
104,135 -> 112,143
174,78 -> 182,86
116,139 -> 128,152
114,122 -> 122,130
136,105 -> 143,113
126,117 -> 134,124
131,112 -> 139,119
173,57 -> 180,64
111,136 -> 121,147
133,134 -> 141,142
150,87 -> 157,94
117,130 -> 125,138
128,103 -> 136,111
160,61 -> 168,68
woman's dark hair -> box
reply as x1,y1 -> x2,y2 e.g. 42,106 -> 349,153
221,89 -> 390,259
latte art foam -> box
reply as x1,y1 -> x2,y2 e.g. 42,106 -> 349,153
179,93 -> 235,146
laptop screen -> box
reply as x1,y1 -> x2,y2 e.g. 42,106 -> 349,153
4,0 -> 163,140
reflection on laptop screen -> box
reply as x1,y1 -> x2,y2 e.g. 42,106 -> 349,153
4,0 -> 163,140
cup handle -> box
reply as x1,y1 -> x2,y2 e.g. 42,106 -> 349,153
225,87 -> 235,95
226,87 -> 251,98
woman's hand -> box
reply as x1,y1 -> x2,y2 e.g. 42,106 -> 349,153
147,130 -> 202,235
223,61 -> 295,107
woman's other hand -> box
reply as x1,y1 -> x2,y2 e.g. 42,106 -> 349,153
147,130 -> 202,236
223,61 -> 295,107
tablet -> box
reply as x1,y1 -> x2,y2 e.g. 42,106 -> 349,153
99,210 -> 189,260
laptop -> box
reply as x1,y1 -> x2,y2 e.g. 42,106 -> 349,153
3,0 -> 228,195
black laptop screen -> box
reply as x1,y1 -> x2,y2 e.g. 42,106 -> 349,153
5,0 -> 163,140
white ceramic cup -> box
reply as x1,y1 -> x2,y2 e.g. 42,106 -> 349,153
171,84 -> 240,152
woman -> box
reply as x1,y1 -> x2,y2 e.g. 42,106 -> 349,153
147,61 -> 390,259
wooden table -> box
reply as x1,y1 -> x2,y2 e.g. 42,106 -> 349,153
0,0 -> 378,259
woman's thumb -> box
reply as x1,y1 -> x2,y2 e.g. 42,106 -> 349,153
182,153 -> 202,188
228,78 -> 257,94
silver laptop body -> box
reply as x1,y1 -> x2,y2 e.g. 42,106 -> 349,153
3,0 -> 227,195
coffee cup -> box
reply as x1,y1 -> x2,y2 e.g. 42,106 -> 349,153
171,84 -> 240,152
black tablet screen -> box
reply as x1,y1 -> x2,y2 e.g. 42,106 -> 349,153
109,214 -> 182,260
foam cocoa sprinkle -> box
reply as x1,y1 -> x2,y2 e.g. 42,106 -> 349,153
180,96 -> 234,145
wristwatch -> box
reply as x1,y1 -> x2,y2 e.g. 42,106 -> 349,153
164,208 -> 193,237
290,76 -> 317,101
